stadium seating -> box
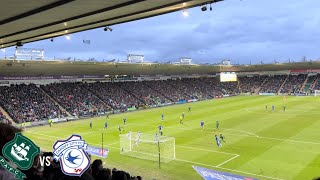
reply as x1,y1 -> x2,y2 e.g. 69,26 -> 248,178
239,75 -> 267,93
280,74 -> 307,93
259,75 -> 287,93
0,75 -> 316,124
0,84 -> 67,123
41,83 -> 111,117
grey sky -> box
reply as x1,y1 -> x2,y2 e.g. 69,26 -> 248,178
2,0 -> 320,64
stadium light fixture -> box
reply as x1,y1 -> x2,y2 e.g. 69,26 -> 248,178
182,2 -> 186,6
201,5 -> 207,11
182,10 -> 189,17
65,35 -> 71,40
104,26 -> 113,31
16,42 -> 23,47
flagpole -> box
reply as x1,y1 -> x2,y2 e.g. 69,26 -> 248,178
102,132 -> 104,157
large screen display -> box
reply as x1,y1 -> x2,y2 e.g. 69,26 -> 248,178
220,72 -> 237,82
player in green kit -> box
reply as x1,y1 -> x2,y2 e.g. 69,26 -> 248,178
180,115 -> 183,124
220,134 -> 226,143
48,119 -> 53,127
283,105 -> 286,112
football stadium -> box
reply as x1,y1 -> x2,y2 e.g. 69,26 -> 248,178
0,1 -> 320,180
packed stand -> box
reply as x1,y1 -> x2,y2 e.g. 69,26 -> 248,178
280,74 -> 307,94
116,81 -> 170,106
0,111 -> 10,124
84,82 -> 140,111
239,75 -> 268,93
179,78 -> 214,99
0,84 -> 67,123
310,74 -> 320,93
259,75 -> 287,93
201,78 -> 239,96
41,83 -> 111,117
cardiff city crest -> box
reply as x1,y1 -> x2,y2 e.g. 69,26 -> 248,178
53,135 -> 90,176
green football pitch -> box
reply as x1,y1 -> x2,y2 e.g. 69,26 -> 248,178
24,96 -> 320,180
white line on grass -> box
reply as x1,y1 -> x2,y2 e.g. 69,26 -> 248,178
167,126 -> 320,145
216,155 -> 240,167
26,132 -> 283,180
106,145 -> 283,180
177,145 -> 239,156
224,128 -> 260,138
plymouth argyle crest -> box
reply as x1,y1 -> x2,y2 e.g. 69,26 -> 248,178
0,132 -> 40,180
2,132 -> 40,170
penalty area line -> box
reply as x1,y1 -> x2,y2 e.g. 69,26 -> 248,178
215,154 -> 240,167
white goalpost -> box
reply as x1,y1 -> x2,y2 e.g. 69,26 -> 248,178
315,90 -> 320,96
120,132 -> 176,163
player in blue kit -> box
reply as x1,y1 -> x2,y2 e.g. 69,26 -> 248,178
158,125 -> 163,135
272,105 -> 275,111
200,120 -> 204,129
215,135 -> 222,147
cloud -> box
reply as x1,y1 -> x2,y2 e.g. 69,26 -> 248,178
5,0 -> 320,64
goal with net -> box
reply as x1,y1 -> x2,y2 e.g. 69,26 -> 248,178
119,132 -> 175,163
314,90 -> 320,96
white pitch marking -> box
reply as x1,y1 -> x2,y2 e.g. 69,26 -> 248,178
216,155 -> 240,167
27,132 -> 283,180
224,128 -> 259,138
177,145 -> 239,156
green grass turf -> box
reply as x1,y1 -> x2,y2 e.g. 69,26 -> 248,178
23,96 -> 320,180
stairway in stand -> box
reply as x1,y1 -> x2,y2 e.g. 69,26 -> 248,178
255,76 -> 268,94
302,75 -> 315,93
0,106 -> 15,125
38,86 -> 72,116
278,75 -> 289,94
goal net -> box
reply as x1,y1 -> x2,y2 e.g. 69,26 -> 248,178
315,90 -> 320,96
120,132 -> 175,163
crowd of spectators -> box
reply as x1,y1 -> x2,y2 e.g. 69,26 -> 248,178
85,82 -> 140,111
259,75 -> 287,93
116,81 -> 170,106
280,74 -> 307,93
0,111 -> 9,124
310,74 -> 320,93
41,83 -> 111,117
0,84 -> 67,123
1,75 -> 315,124
239,76 -> 268,93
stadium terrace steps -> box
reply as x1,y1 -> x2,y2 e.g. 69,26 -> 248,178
255,76 -> 268,94
83,87 -> 111,110
0,105 -> 15,125
303,75 -> 316,93
38,86 -> 72,116
300,75 -> 310,92
278,75 -> 290,94
309,74 -> 319,90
